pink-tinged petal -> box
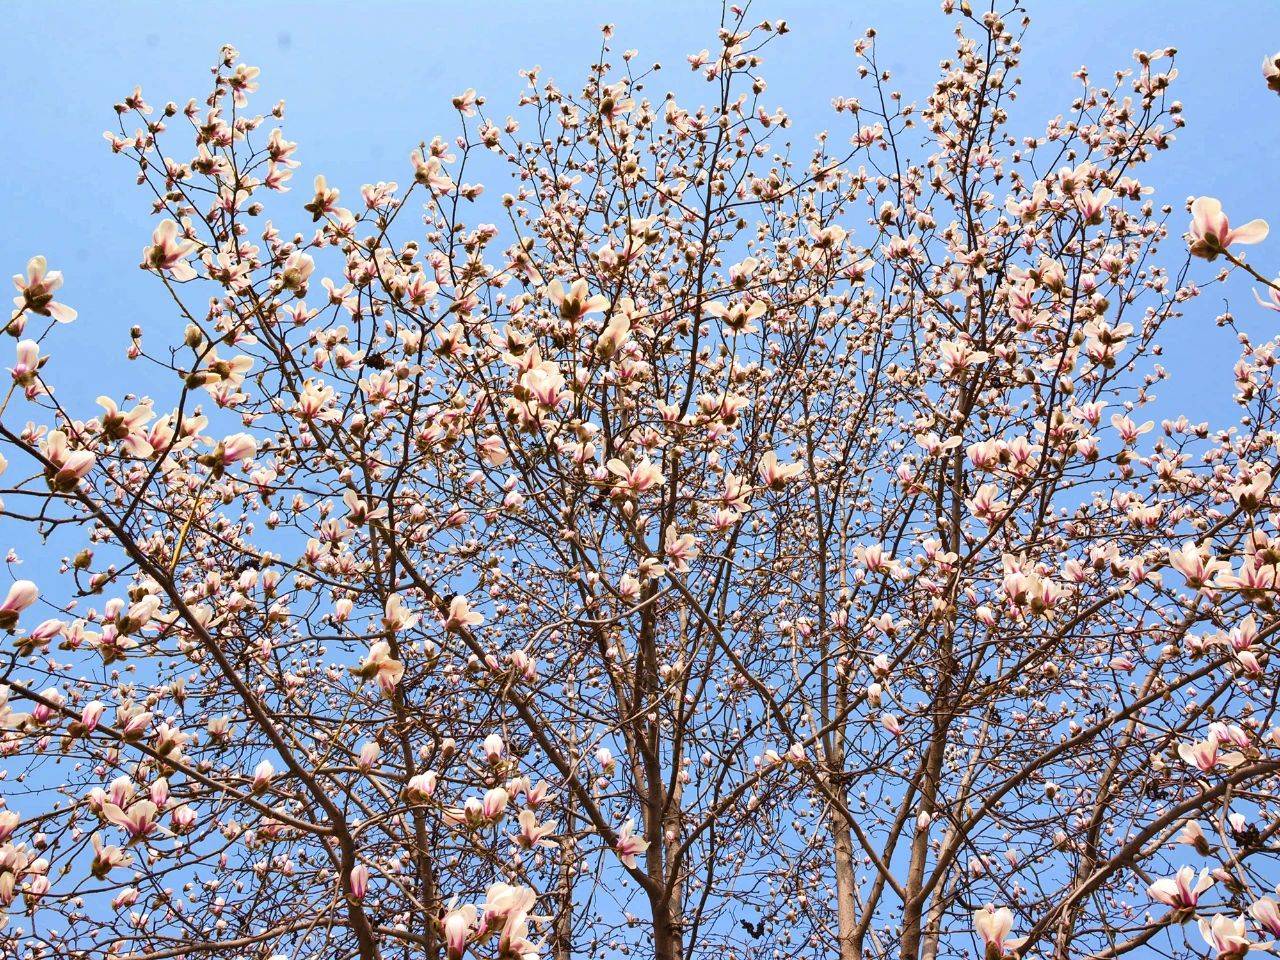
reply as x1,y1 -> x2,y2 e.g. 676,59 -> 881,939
1254,288 -> 1280,311
1191,196 -> 1223,233
49,303 -> 77,324
102,804 -> 131,830
1229,219 -> 1270,246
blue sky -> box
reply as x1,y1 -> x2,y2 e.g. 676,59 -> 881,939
2,0 -> 1278,422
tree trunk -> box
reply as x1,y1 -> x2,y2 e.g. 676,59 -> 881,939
651,896 -> 685,960
901,618 -> 953,960
833,816 -> 862,960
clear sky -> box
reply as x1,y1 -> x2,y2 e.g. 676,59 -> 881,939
2,0 -> 1278,425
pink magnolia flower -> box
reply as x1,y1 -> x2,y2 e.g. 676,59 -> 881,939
1110,414 -> 1153,445
115,704 -> 153,740
79,700 -> 106,733
200,349 -> 254,389
89,833 -> 132,878
478,434 -> 509,467
12,256 -> 76,324
508,648 -> 538,683
348,863 -> 369,901
856,543 -> 900,576
153,781 -> 173,810
606,457 -> 664,496
663,525 -> 700,573
228,63 -> 260,107
1212,722 -> 1253,751
1188,197 -> 1269,261
169,804 -> 197,834
546,278 -> 609,320
411,153 -> 455,195
443,798 -> 483,829
266,127 -> 299,167
382,593 -> 419,633
758,450 -> 804,491
28,685 -> 64,725
1265,52 -> 1280,95
445,594 -> 484,633
0,685 -> 29,733
97,396 -> 155,458
938,338 -> 990,377
295,379 -> 338,422
480,883 -> 538,958
1148,866 -> 1213,910
1167,543 -> 1229,590
357,741 -> 380,772
111,888 -> 139,911
142,219 -> 197,281
1178,732 -> 1246,773
513,809 -> 557,850
1199,913 -> 1272,959
1075,187 -> 1114,225
278,251 -> 315,294
614,818 -> 649,869
443,904 -> 477,960
219,433 -> 258,466
1251,897 -> 1280,938
703,298 -> 766,335
482,734 -> 505,764
102,799 -> 160,842
481,786 -> 508,821
525,779 -> 552,807
973,905 -> 1025,958
452,87 -> 479,116
251,759 -> 274,793
352,641 -> 404,695
153,722 -> 191,759
25,873 -> 50,904
596,747 -> 616,775
0,581 -> 38,631
41,429 -> 96,491
595,310 -> 632,359
206,715 -> 232,741
10,339 -> 45,395
404,772 -> 437,804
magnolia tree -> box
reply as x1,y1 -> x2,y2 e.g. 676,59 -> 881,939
4,3 -> 1280,959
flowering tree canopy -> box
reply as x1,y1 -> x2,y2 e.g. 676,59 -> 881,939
4,4 -> 1280,959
